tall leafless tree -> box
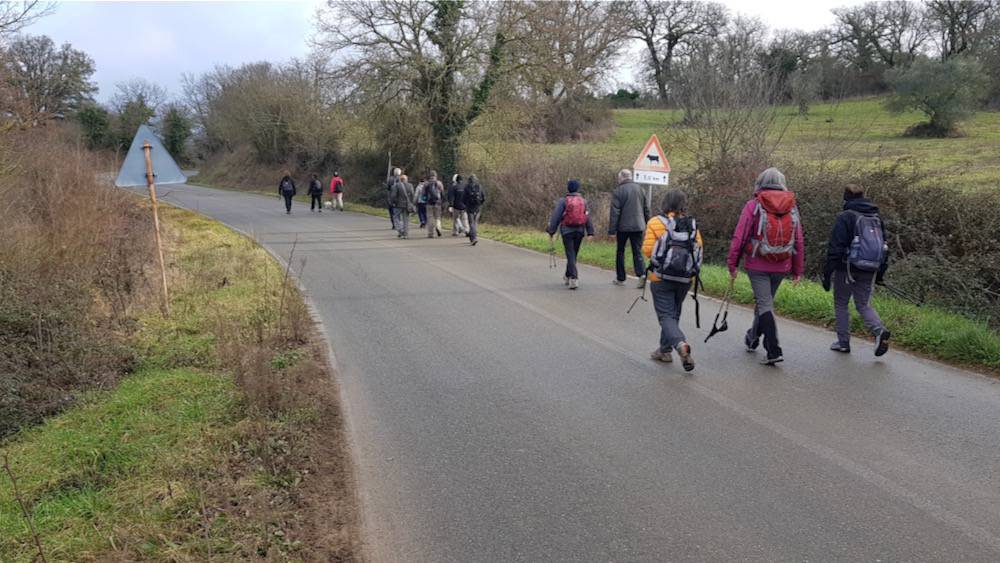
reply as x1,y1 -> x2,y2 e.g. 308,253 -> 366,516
619,0 -> 728,104
832,2 -> 929,70
925,0 -> 994,59
0,1 -> 54,38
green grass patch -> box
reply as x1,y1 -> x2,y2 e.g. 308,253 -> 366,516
346,202 -> 1000,372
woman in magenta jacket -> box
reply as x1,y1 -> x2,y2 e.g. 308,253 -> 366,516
726,167 -> 804,365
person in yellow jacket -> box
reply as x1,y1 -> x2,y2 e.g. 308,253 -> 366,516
642,189 -> 704,372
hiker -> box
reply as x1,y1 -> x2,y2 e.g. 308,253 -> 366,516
823,183 -> 891,357
642,189 -> 703,371
609,168 -> 651,288
330,171 -> 345,211
464,174 -> 486,246
415,175 -> 429,228
390,173 -> 415,239
546,180 -> 594,290
308,173 -> 323,212
278,172 -> 296,214
726,167 -> 804,365
448,174 -> 468,236
386,167 -> 401,229
423,170 -> 445,238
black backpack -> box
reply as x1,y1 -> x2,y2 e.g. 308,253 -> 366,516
280,178 -> 294,194
465,182 -> 483,207
426,181 -> 441,205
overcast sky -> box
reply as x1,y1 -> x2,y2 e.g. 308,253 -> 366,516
26,0 -> 849,103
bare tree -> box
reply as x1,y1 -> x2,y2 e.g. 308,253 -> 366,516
0,1 -> 54,37
832,2 -> 929,70
315,0 -> 512,178
0,34 -> 95,125
111,78 -> 167,114
620,0 -> 728,104
925,0 -> 994,59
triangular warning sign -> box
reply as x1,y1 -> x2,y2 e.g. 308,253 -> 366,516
633,134 -> 670,172
115,124 -> 187,187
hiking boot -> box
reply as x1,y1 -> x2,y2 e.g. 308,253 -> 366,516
612,279 -> 626,286
471,239 -> 478,246
677,342 -> 695,372
760,348 -> 784,365
636,276 -> 647,289
830,341 -> 851,353
436,227 -> 442,237
650,348 -> 672,363
874,329 -> 891,357
744,330 -> 760,352
568,278 -> 578,290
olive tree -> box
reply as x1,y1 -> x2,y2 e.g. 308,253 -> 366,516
885,55 -> 988,136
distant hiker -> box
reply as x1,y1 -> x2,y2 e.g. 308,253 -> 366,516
423,170 -> 445,238
386,167 -> 401,229
330,171 -> 345,211
643,189 -> 703,371
415,175 -> 429,228
448,174 -> 468,236
823,183 -> 891,357
464,174 -> 486,246
308,173 -> 323,212
546,180 -> 594,290
390,173 -> 415,239
278,172 -> 296,214
727,167 -> 804,365
609,168 -> 651,288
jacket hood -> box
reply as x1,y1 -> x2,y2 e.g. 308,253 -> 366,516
756,189 -> 796,214
844,197 -> 879,215
754,167 -> 786,192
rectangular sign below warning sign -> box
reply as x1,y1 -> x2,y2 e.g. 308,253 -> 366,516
634,170 -> 669,186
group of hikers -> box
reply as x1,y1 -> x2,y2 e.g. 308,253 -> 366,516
384,167 -> 486,245
279,163 -> 891,373
277,170 -> 346,214
545,167 -> 891,372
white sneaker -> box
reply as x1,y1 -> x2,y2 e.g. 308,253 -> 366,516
568,278 -> 579,290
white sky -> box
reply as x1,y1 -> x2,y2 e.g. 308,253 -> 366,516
26,0 -> 849,102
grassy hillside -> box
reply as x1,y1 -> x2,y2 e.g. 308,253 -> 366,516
466,98 -> 1000,190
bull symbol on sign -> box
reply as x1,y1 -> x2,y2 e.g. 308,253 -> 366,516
647,155 -> 660,164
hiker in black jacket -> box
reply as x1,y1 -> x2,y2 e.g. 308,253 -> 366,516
278,172 -> 296,214
464,174 -> 486,246
609,168 -> 651,288
448,174 -> 468,236
823,183 -> 890,357
308,173 -> 323,212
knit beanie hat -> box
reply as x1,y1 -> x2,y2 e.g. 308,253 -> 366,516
567,179 -> 581,193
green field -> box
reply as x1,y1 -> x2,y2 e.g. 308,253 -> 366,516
467,98 -> 1000,190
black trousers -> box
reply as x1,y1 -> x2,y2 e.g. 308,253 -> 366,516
562,231 -> 584,279
283,193 -> 293,212
310,194 -> 322,210
616,231 -> 645,281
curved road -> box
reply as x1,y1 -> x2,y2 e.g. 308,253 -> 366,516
150,183 -> 1000,562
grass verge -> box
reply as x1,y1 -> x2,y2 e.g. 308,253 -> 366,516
1,205 -> 357,561
344,201 -> 1000,373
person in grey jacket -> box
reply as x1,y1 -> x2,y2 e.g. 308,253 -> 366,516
546,180 -> 595,290
609,168 -> 650,288
390,174 -> 415,239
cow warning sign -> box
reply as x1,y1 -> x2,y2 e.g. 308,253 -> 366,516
632,134 -> 670,186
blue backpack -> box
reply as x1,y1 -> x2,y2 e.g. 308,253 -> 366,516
847,211 -> 887,277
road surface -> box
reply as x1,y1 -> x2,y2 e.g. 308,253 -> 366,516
145,184 -> 1000,562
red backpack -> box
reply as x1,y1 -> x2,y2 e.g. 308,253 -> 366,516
562,195 -> 588,227
745,190 -> 799,262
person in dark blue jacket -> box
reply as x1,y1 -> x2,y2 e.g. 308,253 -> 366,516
822,183 -> 890,357
546,180 -> 594,290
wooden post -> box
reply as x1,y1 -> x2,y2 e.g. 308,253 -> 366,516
143,141 -> 170,316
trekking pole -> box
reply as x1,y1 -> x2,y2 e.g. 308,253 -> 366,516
627,267 -> 652,314
880,283 -> 923,306
548,237 -> 558,269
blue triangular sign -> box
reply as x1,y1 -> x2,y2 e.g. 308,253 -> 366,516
115,124 -> 187,187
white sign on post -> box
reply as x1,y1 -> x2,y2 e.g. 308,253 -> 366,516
634,169 -> 669,186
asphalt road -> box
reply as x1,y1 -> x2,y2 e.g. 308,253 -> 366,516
146,184 -> 1000,562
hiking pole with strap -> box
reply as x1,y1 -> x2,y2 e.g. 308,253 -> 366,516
880,282 -> 923,307
705,278 -> 734,343
627,265 -> 653,314
548,236 -> 558,269
691,274 -> 704,328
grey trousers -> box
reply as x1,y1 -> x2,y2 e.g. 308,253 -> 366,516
833,270 -> 884,344
392,207 -> 410,236
651,280 -> 691,352
452,209 -> 467,234
747,269 -> 785,339
467,209 -> 480,241
427,205 -> 443,236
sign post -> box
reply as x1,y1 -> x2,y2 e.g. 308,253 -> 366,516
632,134 -> 671,209
142,141 -> 170,316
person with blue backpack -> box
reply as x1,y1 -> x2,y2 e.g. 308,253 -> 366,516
546,180 -> 594,290
823,183 -> 891,357
643,189 -> 703,372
